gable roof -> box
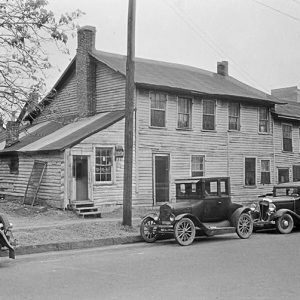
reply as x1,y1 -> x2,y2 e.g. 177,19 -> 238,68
0,110 -> 124,154
90,50 -> 281,104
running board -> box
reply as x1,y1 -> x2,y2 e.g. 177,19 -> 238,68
204,226 -> 236,236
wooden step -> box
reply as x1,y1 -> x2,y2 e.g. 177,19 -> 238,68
77,211 -> 102,218
75,207 -> 98,213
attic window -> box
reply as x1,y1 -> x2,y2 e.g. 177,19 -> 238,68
8,154 -> 19,175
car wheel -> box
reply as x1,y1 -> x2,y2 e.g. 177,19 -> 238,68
0,213 -> 10,232
276,213 -> 294,234
174,218 -> 196,246
140,217 -> 158,243
236,213 -> 253,239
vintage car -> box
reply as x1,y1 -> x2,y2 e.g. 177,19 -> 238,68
140,177 -> 253,246
250,182 -> 300,233
0,213 -> 15,259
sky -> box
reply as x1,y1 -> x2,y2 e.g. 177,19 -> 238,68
46,0 -> 300,94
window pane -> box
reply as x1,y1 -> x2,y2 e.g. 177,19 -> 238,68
278,169 -> 289,183
259,107 -> 269,133
293,165 -> 300,181
203,115 -> 215,130
191,155 -> 204,177
203,100 -> 215,115
151,110 -> 165,127
95,147 -> 113,182
261,160 -> 270,172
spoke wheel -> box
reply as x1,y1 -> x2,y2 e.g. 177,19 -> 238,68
140,217 -> 158,243
276,214 -> 294,234
174,218 -> 196,246
236,213 -> 253,239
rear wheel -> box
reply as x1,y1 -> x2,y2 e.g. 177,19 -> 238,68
276,213 -> 294,234
236,213 -> 253,239
174,218 -> 196,246
140,217 -> 158,243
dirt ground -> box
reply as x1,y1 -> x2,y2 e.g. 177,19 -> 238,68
0,198 -> 158,246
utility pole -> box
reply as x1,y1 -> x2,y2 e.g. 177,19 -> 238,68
123,0 -> 136,226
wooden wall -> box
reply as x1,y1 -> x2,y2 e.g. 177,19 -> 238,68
0,152 -> 64,208
135,89 -> 275,204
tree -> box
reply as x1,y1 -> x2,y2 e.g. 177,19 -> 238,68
0,0 -> 83,120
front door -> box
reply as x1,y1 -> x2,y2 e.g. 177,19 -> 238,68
154,155 -> 170,203
73,155 -> 89,200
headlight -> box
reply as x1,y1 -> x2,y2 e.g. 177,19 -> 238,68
269,203 -> 276,212
153,215 -> 159,222
250,203 -> 257,211
169,214 -> 175,222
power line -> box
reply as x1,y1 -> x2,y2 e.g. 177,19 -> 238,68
252,0 -> 300,24
164,0 -> 271,94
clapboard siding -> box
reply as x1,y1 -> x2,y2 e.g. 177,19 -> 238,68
70,118 -> 136,206
273,120 -> 300,182
95,62 -> 126,112
37,71 -> 78,123
135,88 -> 276,204
0,152 -> 64,208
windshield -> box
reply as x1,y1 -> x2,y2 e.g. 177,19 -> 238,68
275,187 -> 300,197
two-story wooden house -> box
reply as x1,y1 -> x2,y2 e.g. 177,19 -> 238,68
0,26 -> 288,209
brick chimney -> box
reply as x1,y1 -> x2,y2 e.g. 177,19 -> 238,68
5,113 -> 19,147
217,61 -> 229,76
76,26 -> 96,118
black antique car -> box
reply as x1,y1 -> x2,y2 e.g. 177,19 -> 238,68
250,182 -> 300,233
140,177 -> 253,246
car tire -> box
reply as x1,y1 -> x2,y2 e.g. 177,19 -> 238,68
140,217 -> 158,243
0,213 -> 10,232
174,218 -> 196,246
276,213 -> 294,234
236,213 -> 253,239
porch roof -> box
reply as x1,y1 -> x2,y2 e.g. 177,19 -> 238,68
0,110 -> 124,154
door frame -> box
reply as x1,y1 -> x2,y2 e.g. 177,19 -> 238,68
152,153 -> 170,205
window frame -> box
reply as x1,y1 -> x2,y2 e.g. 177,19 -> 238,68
149,91 -> 167,128
190,155 -> 205,177
8,154 -> 19,175
282,123 -> 293,152
258,107 -> 270,134
244,157 -> 257,187
228,102 -> 240,131
177,96 -> 192,130
260,159 -> 271,184
202,99 -> 216,131
94,146 -> 114,184
278,168 -> 289,183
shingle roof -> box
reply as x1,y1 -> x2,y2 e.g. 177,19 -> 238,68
90,50 -> 280,103
0,110 -> 124,154
274,100 -> 300,120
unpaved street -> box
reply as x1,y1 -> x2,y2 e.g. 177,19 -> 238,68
1,230 -> 300,300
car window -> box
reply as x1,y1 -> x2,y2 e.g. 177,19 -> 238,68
275,188 -> 298,196
205,181 -> 218,197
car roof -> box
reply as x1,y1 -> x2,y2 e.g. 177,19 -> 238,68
274,181 -> 300,188
174,177 -> 229,184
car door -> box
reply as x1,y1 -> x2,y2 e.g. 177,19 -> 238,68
203,180 -> 230,222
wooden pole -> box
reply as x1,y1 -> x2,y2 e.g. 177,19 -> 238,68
123,0 -> 136,226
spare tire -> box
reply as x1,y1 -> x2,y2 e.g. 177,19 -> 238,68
0,213 -> 10,232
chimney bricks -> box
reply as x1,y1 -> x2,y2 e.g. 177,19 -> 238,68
217,61 -> 229,76
76,26 -> 97,118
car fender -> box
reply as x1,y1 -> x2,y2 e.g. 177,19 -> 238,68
141,213 -> 158,222
175,213 -> 202,227
230,207 -> 252,227
272,209 -> 300,221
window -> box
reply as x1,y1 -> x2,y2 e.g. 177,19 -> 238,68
261,160 -> 270,184
150,92 -> 167,127
228,102 -> 240,130
177,97 -> 192,129
245,157 -> 256,186
203,100 -> 215,130
282,124 -> 292,152
278,168 -> 289,183
293,165 -> 300,182
8,154 -> 19,174
95,147 -> 113,182
191,155 -> 204,177
258,107 -> 270,133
